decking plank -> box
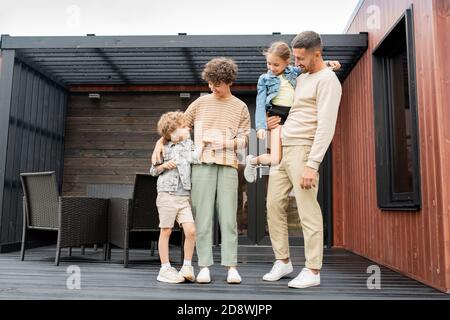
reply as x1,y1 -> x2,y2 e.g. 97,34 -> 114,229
0,245 -> 448,300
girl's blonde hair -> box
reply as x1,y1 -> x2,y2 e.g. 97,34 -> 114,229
157,111 -> 186,141
264,41 -> 292,61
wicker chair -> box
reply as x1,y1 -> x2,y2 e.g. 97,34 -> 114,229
20,172 -> 109,266
106,173 -> 183,267
83,183 -> 134,254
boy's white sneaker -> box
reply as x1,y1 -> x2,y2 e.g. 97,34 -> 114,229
179,265 -> 195,282
227,268 -> 242,284
244,155 -> 257,183
196,267 -> 211,284
157,267 -> 185,284
288,268 -> 321,289
262,260 -> 294,282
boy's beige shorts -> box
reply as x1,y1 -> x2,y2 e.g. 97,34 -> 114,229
156,192 -> 194,228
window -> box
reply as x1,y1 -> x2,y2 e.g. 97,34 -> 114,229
372,7 -> 421,210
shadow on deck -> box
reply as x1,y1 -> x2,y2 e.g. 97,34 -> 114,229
0,245 -> 448,300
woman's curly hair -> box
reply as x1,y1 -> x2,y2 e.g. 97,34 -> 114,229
157,111 -> 185,141
201,57 -> 238,85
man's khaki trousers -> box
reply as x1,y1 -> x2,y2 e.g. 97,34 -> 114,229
266,145 -> 323,270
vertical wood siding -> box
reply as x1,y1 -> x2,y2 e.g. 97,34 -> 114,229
433,0 -> 450,292
334,0 -> 450,292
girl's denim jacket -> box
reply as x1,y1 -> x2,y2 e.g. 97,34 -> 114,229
255,65 -> 302,130
149,139 -> 201,193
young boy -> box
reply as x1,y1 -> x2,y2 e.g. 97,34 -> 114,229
152,58 -> 251,284
150,111 -> 204,284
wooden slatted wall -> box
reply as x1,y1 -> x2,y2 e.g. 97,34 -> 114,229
334,0 -> 450,292
62,93 -> 195,196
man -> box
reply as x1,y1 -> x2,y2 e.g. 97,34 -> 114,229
263,31 -> 342,289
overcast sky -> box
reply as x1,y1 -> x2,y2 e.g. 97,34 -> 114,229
0,0 -> 361,36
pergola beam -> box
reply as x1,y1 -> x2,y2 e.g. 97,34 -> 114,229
1,34 -> 368,50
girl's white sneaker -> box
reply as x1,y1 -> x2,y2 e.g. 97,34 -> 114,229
244,155 -> 257,183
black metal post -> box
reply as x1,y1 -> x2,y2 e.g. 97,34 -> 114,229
0,49 -> 16,246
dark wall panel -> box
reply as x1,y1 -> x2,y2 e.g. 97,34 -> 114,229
0,59 -> 67,249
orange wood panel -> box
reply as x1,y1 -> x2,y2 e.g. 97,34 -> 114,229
432,0 -> 450,292
335,0 -> 449,292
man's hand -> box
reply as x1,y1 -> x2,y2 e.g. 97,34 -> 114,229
151,137 -> 166,165
301,167 -> 318,190
267,115 -> 281,130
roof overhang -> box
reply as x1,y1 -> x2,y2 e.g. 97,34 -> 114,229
1,34 -> 368,87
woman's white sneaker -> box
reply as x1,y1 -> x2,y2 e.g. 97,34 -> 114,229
244,155 -> 257,183
262,260 -> 294,282
196,267 -> 211,284
227,268 -> 242,284
157,267 -> 185,284
288,268 -> 320,289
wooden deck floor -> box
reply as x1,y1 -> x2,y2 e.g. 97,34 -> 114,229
0,245 -> 448,300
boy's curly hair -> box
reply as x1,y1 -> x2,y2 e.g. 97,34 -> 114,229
157,111 -> 185,141
201,57 -> 238,85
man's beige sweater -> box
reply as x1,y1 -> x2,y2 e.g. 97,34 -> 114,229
282,67 -> 342,170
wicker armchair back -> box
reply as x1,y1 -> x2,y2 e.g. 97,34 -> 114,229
20,172 -> 59,230
130,174 -> 159,231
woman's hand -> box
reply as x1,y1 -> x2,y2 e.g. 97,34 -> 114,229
203,137 -> 214,146
161,160 -> 177,171
203,137 -> 233,151
151,137 -> 166,165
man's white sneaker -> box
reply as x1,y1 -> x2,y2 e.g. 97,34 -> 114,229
179,265 -> 195,282
157,267 -> 185,284
227,268 -> 242,284
244,155 -> 257,183
196,267 -> 211,284
288,268 -> 320,289
262,260 -> 294,282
